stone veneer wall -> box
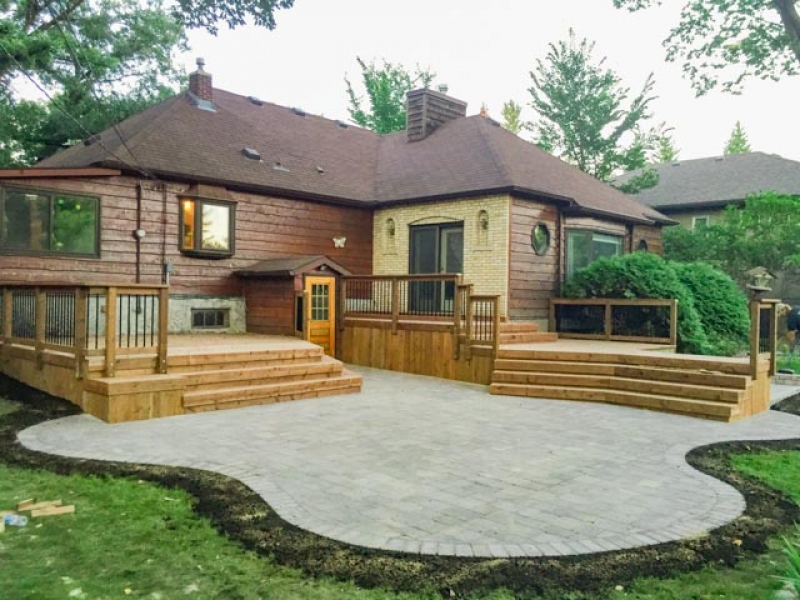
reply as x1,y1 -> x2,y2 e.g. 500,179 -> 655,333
373,195 -> 511,316
168,295 -> 246,333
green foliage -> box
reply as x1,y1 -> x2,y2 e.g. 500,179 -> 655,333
654,132 -> 680,163
562,252 -> 711,354
527,29 -> 663,181
724,121 -> 752,155
781,525 -> 800,594
501,99 -> 526,135
663,192 -> 800,285
612,0 -> 800,94
344,57 -> 435,134
671,261 -> 750,355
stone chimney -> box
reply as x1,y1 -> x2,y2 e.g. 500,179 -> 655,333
189,57 -> 213,103
406,88 -> 467,142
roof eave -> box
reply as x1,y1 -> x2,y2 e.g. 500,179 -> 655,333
0,167 -> 122,179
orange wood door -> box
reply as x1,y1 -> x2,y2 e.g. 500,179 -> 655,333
304,276 -> 335,355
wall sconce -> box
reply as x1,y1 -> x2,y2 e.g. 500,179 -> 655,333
333,236 -> 347,248
387,219 -> 396,236
479,213 -> 489,230
133,229 -> 146,240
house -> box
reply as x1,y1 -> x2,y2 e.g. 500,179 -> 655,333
613,152 -> 800,229
0,60 -> 670,358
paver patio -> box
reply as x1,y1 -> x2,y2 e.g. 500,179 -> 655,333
18,367 -> 800,558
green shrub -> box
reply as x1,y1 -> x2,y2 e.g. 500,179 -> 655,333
670,261 -> 750,356
779,525 -> 800,594
562,252 -> 710,354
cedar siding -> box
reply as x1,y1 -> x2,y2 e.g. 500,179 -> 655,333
1,176 -> 373,295
508,198 -> 560,323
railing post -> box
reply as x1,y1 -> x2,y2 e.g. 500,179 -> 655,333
603,301 -> 612,341
669,299 -> 678,347
453,284 -> 463,360
465,294 -> 474,360
549,299 -> 556,335
391,277 -> 400,335
74,288 -> 88,379
768,299 -> 779,377
492,296 -> 501,357
749,298 -> 760,380
105,287 -> 117,377
157,287 -> 169,374
2,288 -> 11,359
35,287 -> 46,369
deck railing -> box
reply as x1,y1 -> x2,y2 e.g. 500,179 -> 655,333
550,298 -> 678,346
1,283 -> 169,378
342,274 -> 500,356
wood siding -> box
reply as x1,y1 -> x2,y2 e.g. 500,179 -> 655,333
508,198 -> 560,322
244,279 -> 297,336
631,224 -> 664,255
0,176 -> 373,296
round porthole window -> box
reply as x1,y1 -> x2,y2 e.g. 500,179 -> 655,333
637,239 -> 648,252
531,223 -> 550,255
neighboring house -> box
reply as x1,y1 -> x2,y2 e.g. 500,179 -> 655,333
0,62 -> 669,354
614,152 -> 800,229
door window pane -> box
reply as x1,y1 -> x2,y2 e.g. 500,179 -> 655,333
311,283 -> 329,321
52,195 -> 98,254
410,227 -> 438,274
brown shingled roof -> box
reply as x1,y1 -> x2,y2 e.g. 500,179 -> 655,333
38,88 -> 668,225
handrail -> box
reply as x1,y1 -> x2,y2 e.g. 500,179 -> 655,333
550,298 -> 678,346
0,283 -> 169,378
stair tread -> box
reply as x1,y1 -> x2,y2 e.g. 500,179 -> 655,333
183,373 -> 362,404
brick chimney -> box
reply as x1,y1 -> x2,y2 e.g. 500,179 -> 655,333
189,57 -> 213,103
406,88 -> 467,142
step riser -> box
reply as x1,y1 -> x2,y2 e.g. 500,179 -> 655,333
498,333 -> 558,344
183,363 -> 343,391
183,375 -> 362,408
185,383 -> 363,413
492,371 -> 744,403
489,384 -> 736,421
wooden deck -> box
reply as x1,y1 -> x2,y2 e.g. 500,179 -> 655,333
2,334 -> 362,423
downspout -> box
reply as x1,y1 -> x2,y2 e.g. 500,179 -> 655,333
135,182 -> 142,283
161,183 -> 169,285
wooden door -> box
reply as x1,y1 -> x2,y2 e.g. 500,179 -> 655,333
304,276 -> 335,355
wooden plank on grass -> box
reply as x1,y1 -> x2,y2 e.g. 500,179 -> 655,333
31,505 -> 75,518
19,500 -> 62,512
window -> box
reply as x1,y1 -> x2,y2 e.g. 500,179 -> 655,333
565,230 -> 623,277
0,186 -> 99,256
191,308 -> 229,329
531,223 -> 551,255
692,215 -> 710,229
180,198 -> 234,257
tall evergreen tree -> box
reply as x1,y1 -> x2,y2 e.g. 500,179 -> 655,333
500,99 -> 525,135
724,121 -> 752,154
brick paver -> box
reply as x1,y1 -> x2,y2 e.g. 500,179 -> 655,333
18,368 -> 800,557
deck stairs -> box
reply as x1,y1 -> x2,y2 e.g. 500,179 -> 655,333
86,344 -> 362,414
490,337 -> 769,421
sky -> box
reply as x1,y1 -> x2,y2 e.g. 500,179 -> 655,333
179,0 -> 800,163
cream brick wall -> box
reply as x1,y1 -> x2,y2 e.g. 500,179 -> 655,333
374,195 -> 511,316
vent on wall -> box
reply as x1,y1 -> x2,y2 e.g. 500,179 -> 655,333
242,147 -> 261,161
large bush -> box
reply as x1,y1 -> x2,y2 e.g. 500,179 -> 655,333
562,252 -> 711,354
670,261 -> 750,356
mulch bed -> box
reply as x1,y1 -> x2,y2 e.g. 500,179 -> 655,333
1,374 -> 799,599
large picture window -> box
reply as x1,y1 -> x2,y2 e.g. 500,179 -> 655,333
180,198 -> 234,257
565,230 -> 623,278
0,187 -> 99,256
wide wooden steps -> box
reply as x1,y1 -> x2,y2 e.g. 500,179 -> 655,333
84,342 -> 362,419
490,347 -> 769,421
497,321 -> 559,345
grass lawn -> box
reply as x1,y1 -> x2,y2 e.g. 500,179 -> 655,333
0,396 -> 18,417
1,391 -> 798,599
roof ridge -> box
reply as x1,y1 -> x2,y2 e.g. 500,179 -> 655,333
97,94 -> 185,170
472,116 -> 514,187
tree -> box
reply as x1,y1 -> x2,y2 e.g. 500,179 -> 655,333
724,121 -> 752,154
0,0 -> 294,166
500,99 -> 526,135
663,192 -> 800,285
344,57 -> 435,134
612,0 -> 800,94
527,30 -> 661,181
654,132 -> 680,163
